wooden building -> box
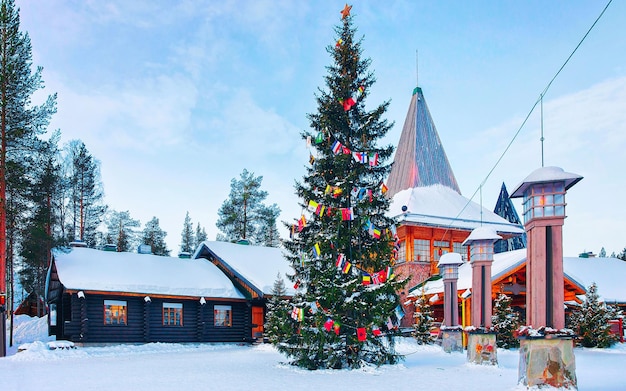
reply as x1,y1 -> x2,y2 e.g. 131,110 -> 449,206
385,86 -> 524,326
192,241 -> 295,340
46,246 -> 250,344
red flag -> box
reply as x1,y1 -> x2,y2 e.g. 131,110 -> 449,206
357,327 -> 367,342
343,97 -> 356,111
324,318 -> 333,332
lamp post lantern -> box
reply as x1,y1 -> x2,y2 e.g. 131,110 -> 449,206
437,252 -> 463,328
511,166 -> 582,389
463,226 -> 502,329
463,226 -> 501,365
511,166 -> 582,329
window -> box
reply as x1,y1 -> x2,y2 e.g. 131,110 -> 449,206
163,303 -> 183,326
522,182 -> 566,223
214,305 -> 232,327
49,303 -> 57,326
396,240 -> 406,263
414,239 -> 430,262
453,242 -> 468,262
104,300 -> 127,325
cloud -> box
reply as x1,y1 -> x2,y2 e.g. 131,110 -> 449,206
47,72 -> 198,154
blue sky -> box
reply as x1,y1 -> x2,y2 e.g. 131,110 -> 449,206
18,0 -> 626,256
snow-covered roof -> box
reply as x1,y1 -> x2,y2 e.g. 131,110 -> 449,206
194,241 -> 295,296
410,249 -> 527,298
563,256 -> 626,304
52,247 -> 246,299
410,249 -> 626,304
388,185 -> 524,235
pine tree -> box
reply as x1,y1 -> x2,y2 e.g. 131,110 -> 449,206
280,6 -> 406,369
0,0 -> 57,352
617,248 -> 626,261
142,217 -> 169,256
18,136 -> 61,311
104,210 -> 140,252
264,273 -> 293,345
216,169 -> 268,243
568,283 -> 618,348
492,293 -> 520,349
599,247 -> 606,258
180,211 -> 194,253
413,290 -> 434,344
258,203 -> 281,247
62,140 -> 106,247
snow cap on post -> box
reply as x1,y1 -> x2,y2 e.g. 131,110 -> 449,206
462,226 -> 502,246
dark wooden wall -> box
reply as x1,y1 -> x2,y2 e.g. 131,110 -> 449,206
57,291 -> 251,344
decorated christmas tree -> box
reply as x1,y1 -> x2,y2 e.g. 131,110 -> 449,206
279,4 -> 407,370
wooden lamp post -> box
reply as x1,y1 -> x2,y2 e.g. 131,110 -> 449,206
463,226 -> 501,365
511,166 -> 582,388
437,252 -> 463,352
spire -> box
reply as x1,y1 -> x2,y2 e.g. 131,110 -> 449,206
493,182 -> 527,253
386,87 -> 461,197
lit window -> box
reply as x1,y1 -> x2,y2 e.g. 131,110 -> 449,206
104,300 -> 127,325
522,182 -> 566,223
163,303 -> 183,326
414,239 -> 430,262
214,305 -> 232,327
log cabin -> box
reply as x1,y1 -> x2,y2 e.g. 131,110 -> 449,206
46,245 -> 251,344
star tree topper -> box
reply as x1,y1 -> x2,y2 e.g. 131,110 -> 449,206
340,4 -> 352,19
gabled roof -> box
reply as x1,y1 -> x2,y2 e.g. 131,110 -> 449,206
49,247 -> 246,300
388,185 -> 525,236
386,87 -> 461,197
193,241 -> 295,298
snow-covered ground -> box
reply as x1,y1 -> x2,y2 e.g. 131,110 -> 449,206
2,315 -> 626,390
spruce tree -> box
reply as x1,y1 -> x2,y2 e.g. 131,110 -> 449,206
281,6 -> 406,369
194,222 -> 207,248
142,217 -> 170,256
264,273 -> 293,345
413,289 -> 434,344
180,211 -> 194,253
568,283 -> 618,348
492,293 -> 520,349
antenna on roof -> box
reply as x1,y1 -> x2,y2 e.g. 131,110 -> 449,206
539,93 -> 545,167
415,49 -> 419,87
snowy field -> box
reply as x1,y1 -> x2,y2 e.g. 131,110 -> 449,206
2,315 -> 626,391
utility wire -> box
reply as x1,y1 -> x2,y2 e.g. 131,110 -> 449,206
440,0 -> 613,239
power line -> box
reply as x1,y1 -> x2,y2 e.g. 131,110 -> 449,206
440,0 -> 613,239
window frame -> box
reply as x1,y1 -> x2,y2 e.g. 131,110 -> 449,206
214,305 -> 232,327
162,302 -> 184,326
104,299 -> 127,325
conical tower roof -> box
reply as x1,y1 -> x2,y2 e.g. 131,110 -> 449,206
493,182 -> 527,253
387,87 -> 461,197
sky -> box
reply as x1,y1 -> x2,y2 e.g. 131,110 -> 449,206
4,315 -> 626,390
16,0 -> 626,257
